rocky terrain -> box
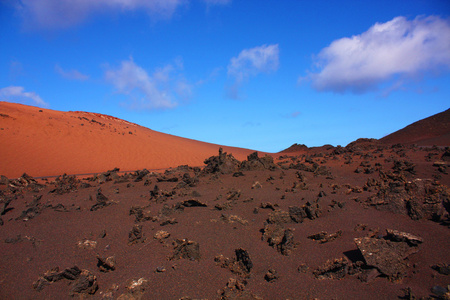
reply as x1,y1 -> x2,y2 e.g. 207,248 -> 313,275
1,142 -> 449,299
0,104 -> 449,299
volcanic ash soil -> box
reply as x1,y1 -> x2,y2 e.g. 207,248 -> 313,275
1,144 -> 450,299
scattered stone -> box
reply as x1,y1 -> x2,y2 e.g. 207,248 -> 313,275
252,181 -> 262,189
0,195 -> 13,225
181,199 -> 207,207
77,239 -> 97,250
278,228 -> 295,256
288,206 -> 307,223
133,169 -> 149,182
393,160 -> 416,175
159,203 -> 184,217
5,234 -> 23,244
99,229 -> 107,238
260,202 -> 277,210
91,189 -> 115,211
385,229 -> 424,246
431,285 -> 450,298
32,277 -> 50,292
264,269 -> 279,282
218,214 -> 249,225
226,189 -> 241,200
400,287 -> 416,300
16,195 -> 43,221
49,203 -> 69,212
328,200 -> 345,211
215,248 -> 253,278
363,176 -> 450,224
354,237 -> 419,280
8,173 -> 44,192
203,148 -> 241,174
71,270 -> 98,294
261,223 -> 295,255
156,175 -> 178,182
42,267 -> 67,282
33,266 -> 97,296
129,206 -> 153,223
180,172 -> 199,187
170,239 -> 200,261
0,175 -> 9,185
357,268 -> 381,283
307,230 -> 342,244
214,201 -> 233,211
154,230 -> 170,242
155,266 -> 166,273
160,218 -> 178,226
313,258 -> 349,280
235,248 -> 253,273
240,152 -> 278,171
49,174 -> 83,194
97,255 -> 116,272
304,201 -> 322,220
118,277 -> 148,299
128,224 -> 144,245
267,209 -> 291,224
61,266 -> 82,280
297,264 -> 309,273
354,224 -> 368,231
217,278 -> 262,300
431,264 -> 450,275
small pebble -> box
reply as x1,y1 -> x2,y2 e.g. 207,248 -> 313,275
431,285 -> 448,296
156,266 -> 166,273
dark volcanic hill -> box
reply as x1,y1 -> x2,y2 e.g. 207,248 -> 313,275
380,108 -> 450,146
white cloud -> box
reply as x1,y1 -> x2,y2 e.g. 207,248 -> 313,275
0,86 -> 49,107
105,57 -> 191,110
304,16 -> 450,94
17,0 -> 186,29
227,44 -> 279,99
55,65 -> 89,81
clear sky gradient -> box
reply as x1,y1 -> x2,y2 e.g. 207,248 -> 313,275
1,0 -> 449,152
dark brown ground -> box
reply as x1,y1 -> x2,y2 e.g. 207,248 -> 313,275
1,142 -> 449,300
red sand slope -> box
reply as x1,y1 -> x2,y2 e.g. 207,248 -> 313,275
0,102 -> 257,178
380,108 -> 450,146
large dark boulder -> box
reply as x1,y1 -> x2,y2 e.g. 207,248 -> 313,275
203,148 -> 241,174
240,152 -> 278,171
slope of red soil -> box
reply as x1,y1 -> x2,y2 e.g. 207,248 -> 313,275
0,102 -> 257,178
380,108 -> 450,146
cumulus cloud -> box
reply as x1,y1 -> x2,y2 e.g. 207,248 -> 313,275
0,86 -> 49,107
227,44 -> 279,99
55,65 -> 89,81
303,16 -> 450,94
105,57 -> 191,110
16,0 -> 186,29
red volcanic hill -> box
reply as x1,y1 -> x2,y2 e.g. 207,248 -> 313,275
0,102 -> 257,178
380,108 -> 450,146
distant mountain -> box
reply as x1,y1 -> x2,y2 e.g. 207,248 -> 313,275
0,102 -> 257,178
380,108 -> 450,146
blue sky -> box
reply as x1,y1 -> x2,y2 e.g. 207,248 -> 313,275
1,0 -> 449,152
